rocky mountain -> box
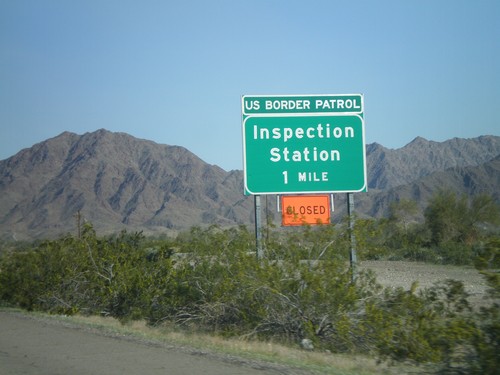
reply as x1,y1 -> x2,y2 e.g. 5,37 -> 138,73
355,153 -> 500,218
0,130 -> 253,240
366,136 -> 500,190
0,130 -> 499,240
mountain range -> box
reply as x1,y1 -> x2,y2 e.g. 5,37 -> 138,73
1,129 -> 499,240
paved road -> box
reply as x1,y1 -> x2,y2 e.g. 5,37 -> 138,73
0,311 -> 289,375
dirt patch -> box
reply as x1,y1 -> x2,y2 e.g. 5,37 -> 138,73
359,261 -> 490,304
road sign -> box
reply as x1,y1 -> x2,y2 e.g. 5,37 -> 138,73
282,195 -> 331,226
242,94 -> 367,195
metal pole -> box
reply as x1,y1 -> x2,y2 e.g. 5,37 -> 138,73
254,195 -> 263,259
347,193 -> 357,281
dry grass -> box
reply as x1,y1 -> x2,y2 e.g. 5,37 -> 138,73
59,314 -> 420,375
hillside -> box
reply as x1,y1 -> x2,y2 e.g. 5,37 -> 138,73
0,130 -> 499,240
0,130 -> 252,240
366,136 -> 500,189
356,153 -> 500,218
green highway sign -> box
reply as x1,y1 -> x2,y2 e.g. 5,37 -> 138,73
242,94 -> 367,195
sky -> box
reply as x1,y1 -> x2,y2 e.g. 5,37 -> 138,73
1,0 -> 499,171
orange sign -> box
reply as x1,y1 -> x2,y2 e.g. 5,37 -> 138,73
282,195 -> 331,226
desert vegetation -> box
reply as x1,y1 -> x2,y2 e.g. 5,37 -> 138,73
1,191 -> 499,374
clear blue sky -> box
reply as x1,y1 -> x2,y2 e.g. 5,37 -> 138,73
1,0 -> 499,171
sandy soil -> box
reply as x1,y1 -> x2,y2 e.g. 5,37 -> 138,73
359,260 -> 490,304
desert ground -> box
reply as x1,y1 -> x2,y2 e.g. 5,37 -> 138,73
360,260 -> 489,303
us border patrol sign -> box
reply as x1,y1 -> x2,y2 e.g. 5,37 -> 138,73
242,94 -> 367,195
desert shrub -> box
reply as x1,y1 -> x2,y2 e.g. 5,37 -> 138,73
424,191 -> 500,247
432,242 -> 474,265
0,235 -> 88,314
0,224 -> 176,320
354,218 -> 391,260
1,222 -> 499,373
388,245 -> 440,263
361,279 -> 480,369
465,237 -> 500,374
467,302 -> 500,375
0,247 -> 45,310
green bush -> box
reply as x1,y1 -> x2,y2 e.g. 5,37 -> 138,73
1,221 -> 499,373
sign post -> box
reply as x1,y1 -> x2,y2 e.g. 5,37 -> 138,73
347,193 -> 357,281
241,94 -> 366,261
254,195 -> 263,259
